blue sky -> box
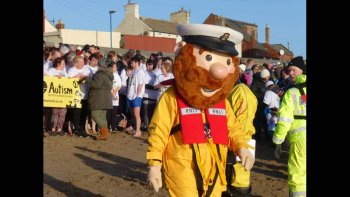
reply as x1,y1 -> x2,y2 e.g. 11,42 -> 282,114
44,0 -> 306,58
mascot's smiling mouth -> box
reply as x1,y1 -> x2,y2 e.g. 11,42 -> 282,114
201,87 -> 222,97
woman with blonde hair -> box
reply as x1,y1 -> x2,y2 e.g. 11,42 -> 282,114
153,59 -> 174,101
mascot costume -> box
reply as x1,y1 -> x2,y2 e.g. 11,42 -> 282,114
146,24 -> 254,197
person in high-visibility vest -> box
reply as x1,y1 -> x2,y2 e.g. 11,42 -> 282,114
273,56 -> 306,197
223,83 -> 257,197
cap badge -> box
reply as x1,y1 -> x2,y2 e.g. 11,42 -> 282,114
220,33 -> 230,41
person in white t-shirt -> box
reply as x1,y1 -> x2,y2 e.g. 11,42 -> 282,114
152,57 -> 163,77
43,47 -> 53,76
47,57 -> 68,136
67,56 -> 90,137
154,60 -> 174,101
139,55 -> 147,72
107,61 -> 122,133
263,80 -> 280,139
85,53 -> 100,134
45,49 -> 62,75
65,53 -> 76,74
126,56 -> 146,137
142,59 -> 158,132
87,54 -> 99,77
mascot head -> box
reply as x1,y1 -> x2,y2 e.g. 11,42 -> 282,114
173,24 -> 243,109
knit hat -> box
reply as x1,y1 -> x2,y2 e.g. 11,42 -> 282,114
260,69 -> 270,78
287,56 -> 306,74
238,64 -> 246,72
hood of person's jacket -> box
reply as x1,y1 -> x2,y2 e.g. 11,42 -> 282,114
295,74 -> 306,84
96,67 -> 114,80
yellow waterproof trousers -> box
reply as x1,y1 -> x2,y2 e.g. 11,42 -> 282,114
288,138 -> 306,196
168,175 -> 224,197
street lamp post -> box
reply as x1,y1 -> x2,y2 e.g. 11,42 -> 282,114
109,10 -> 117,48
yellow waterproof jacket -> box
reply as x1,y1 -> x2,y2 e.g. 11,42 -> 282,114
147,86 -> 248,191
273,74 -> 306,144
228,83 -> 258,141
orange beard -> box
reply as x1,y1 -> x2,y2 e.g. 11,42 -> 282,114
173,44 -> 239,109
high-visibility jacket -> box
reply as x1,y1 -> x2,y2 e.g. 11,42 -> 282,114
146,86 -> 248,196
228,83 -> 258,141
273,74 -> 306,144
225,83 -> 257,190
273,74 -> 306,196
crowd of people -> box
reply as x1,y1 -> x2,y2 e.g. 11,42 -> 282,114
43,41 -> 306,196
43,43 -> 174,139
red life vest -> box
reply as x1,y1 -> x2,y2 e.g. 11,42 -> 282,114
176,93 -> 229,145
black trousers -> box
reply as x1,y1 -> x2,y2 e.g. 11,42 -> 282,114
253,104 -> 268,140
141,98 -> 157,131
79,99 -> 89,129
107,106 -> 119,131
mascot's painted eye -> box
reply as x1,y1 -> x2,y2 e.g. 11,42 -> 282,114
206,55 -> 212,61
227,59 -> 231,65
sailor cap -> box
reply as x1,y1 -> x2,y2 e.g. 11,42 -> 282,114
177,24 -> 243,56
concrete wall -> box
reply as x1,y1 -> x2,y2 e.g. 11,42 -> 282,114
97,47 -> 175,60
43,31 -> 62,44
44,29 -> 121,48
240,57 -> 288,66
59,29 -> 121,48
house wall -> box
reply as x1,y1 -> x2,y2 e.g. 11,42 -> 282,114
44,18 -> 57,33
115,15 -> 150,35
149,31 -> 182,43
203,14 -> 217,25
124,35 -> 176,53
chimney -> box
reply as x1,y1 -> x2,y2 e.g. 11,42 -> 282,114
243,26 -> 248,34
55,19 -> 65,30
251,30 -> 256,48
170,7 -> 189,24
252,30 -> 256,40
216,16 -> 225,26
125,2 -> 139,19
265,24 -> 270,45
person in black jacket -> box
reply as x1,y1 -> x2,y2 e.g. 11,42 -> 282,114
250,69 -> 270,141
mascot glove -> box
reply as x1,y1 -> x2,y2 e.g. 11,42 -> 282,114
274,144 -> 282,160
147,166 -> 162,192
237,148 -> 254,171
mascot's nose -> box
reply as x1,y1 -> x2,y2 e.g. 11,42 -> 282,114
209,63 -> 228,80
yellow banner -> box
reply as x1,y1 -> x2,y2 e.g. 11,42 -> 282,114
44,76 -> 82,108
